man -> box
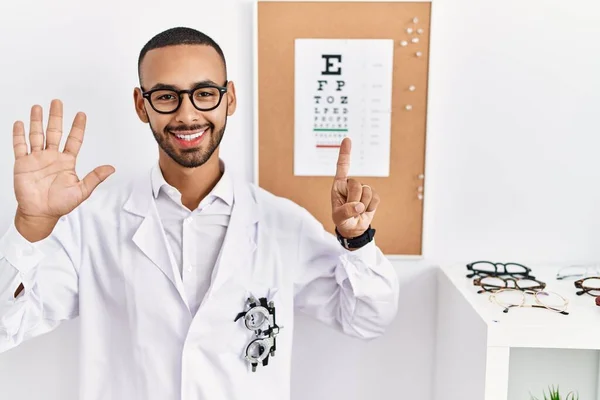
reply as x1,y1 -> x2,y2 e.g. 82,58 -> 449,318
0,27 -> 399,400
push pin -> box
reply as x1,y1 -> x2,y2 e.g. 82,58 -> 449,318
412,37 -> 420,44
408,85 -> 416,92
416,51 -> 423,57
406,27 -> 413,34
417,28 -> 425,35
400,40 -> 408,47
405,105 -> 413,111
413,17 -> 419,24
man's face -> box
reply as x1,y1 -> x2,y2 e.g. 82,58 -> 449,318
135,44 -> 236,168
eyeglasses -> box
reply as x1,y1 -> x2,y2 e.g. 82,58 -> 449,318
556,264 -> 600,280
489,288 -> 569,315
473,276 -> 546,294
466,261 -> 534,279
141,81 -> 228,114
234,295 -> 282,372
573,277 -> 600,297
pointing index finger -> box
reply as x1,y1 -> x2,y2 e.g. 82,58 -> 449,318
335,137 -> 351,180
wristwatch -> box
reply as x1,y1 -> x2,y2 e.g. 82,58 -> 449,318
335,226 -> 376,250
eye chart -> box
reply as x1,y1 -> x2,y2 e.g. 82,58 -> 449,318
293,38 -> 394,177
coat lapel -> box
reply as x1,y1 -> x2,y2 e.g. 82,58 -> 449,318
120,169 -> 259,312
122,172 -> 187,306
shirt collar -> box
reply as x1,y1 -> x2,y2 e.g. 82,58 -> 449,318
150,159 -> 233,207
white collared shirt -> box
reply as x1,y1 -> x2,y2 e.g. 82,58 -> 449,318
150,162 -> 233,316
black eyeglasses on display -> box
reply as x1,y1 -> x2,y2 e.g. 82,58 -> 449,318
466,261 -> 534,279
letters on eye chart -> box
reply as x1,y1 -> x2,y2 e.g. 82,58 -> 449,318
293,39 -> 394,177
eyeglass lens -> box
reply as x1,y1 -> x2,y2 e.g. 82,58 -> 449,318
557,265 -> 600,280
579,278 -> 600,296
535,291 -> 568,309
492,290 -> 567,312
478,276 -> 542,291
247,340 -> 268,359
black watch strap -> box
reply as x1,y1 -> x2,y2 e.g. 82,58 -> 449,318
335,226 -> 376,249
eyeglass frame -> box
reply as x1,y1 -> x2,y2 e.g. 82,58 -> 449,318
233,295 -> 282,372
488,288 -> 569,315
472,275 -> 546,294
556,264 -> 600,280
466,260 -> 534,279
140,80 -> 229,114
574,277 -> 600,297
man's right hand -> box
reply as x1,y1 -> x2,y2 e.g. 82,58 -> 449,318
12,99 -> 115,242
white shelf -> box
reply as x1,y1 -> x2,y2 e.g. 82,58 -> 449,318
441,263 -> 600,350
433,262 -> 600,400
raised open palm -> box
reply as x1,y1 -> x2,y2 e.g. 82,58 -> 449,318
13,99 -> 115,221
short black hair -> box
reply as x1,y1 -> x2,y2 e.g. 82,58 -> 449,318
137,27 -> 227,83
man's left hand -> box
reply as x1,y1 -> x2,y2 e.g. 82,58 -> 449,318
331,137 -> 380,238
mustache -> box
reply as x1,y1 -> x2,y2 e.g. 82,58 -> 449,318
166,123 -> 212,133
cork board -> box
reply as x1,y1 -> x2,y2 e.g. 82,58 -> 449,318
256,1 -> 431,255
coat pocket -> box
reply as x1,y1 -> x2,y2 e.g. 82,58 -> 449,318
219,284 -> 283,370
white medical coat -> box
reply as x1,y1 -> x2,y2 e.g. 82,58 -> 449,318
0,168 -> 400,400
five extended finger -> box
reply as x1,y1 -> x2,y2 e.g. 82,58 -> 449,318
79,165 -> 115,200
29,105 -> 44,152
13,121 -> 27,159
45,99 -> 63,150
64,112 -> 86,157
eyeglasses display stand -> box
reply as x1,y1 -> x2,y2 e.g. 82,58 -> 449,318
433,263 -> 600,400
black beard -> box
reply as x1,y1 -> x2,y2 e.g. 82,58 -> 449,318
149,119 -> 227,168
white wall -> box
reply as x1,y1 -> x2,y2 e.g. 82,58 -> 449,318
423,0 -> 600,264
0,1 -> 437,399
1,0 -> 599,399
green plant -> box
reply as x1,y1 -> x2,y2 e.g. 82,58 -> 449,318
530,385 -> 579,400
